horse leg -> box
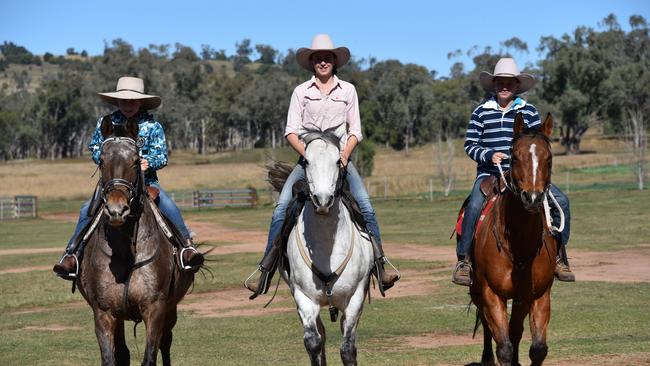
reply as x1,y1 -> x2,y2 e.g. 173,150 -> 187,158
115,318 -> 130,366
478,310 -> 495,366
528,290 -> 551,366
160,308 -> 178,366
481,287 -> 513,366
93,308 -> 118,366
295,290 -> 326,366
141,301 -> 167,366
509,299 -> 530,366
339,285 -> 366,366
316,315 -> 327,365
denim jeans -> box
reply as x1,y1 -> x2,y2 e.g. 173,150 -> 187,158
456,177 -> 571,259
65,182 -> 191,253
263,161 -> 381,255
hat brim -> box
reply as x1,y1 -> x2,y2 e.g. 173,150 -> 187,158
479,71 -> 536,94
97,90 -> 161,110
296,47 -> 351,71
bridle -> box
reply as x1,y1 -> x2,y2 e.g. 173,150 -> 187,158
302,141 -> 347,207
100,136 -> 145,210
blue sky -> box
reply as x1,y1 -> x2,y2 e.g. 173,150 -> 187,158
2,0 -> 648,76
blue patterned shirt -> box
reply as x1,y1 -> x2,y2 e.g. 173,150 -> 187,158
88,111 -> 168,184
464,96 -> 541,178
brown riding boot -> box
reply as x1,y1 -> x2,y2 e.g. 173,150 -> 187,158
245,245 -> 280,299
370,236 -> 400,296
180,239 -> 204,271
451,259 -> 472,286
554,255 -> 575,282
53,254 -> 78,280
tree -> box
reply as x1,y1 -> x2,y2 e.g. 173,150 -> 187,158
255,44 -> 278,64
0,41 -> 36,64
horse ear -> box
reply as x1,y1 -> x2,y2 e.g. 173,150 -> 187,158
125,118 -> 139,140
541,113 -> 553,137
514,112 -> 525,136
100,115 -> 113,138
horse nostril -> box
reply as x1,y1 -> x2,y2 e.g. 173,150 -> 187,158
313,196 -> 321,207
326,196 -> 333,206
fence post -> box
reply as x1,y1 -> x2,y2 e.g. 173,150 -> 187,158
1,199 -> 3,220
429,178 -> 433,201
565,171 -> 570,194
383,177 -> 388,199
15,197 -> 20,219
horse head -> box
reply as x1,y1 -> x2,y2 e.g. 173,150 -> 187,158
299,123 -> 347,215
99,116 -> 142,226
510,112 -> 554,211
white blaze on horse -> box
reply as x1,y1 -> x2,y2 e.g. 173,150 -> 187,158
280,124 -> 374,366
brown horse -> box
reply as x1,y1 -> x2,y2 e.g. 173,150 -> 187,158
470,113 -> 558,366
76,117 -> 194,366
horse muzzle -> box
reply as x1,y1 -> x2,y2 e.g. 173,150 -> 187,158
104,194 -> 131,226
311,193 -> 334,215
519,190 -> 545,212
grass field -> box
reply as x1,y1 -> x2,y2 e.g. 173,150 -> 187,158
0,136 -> 648,365
0,183 -> 649,364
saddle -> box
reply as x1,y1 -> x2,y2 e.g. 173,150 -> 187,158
453,175 -> 506,239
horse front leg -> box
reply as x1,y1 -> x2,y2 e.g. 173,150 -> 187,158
481,287 -> 513,366
339,284 -> 366,366
115,318 -> 130,366
528,290 -> 551,366
295,289 -> 326,366
509,299 -> 530,366
160,307 -> 178,366
93,308 -> 118,366
141,300 -> 167,366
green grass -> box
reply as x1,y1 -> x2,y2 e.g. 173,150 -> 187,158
1,187 -> 649,364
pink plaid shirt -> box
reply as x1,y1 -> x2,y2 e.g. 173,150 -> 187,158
284,75 -> 363,148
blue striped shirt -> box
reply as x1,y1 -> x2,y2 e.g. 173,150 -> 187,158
464,96 -> 541,178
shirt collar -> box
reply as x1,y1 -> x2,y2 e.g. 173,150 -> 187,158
308,75 -> 342,93
482,96 -> 527,111
111,110 -> 152,124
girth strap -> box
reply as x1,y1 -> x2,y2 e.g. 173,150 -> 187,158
294,215 -> 356,322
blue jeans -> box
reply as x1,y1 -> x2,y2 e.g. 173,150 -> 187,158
65,183 -> 191,253
456,177 -> 571,259
263,161 -> 381,255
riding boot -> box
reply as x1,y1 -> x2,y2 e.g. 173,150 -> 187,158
180,238 -> 204,271
370,236 -> 400,297
554,245 -> 575,282
451,258 -> 472,286
53,239 -> 80,280
245,244 -> 280,299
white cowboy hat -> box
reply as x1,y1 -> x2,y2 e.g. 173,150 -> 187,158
97,76 -> 161,110
479,58 -> 536,94
296,34 -> 351,71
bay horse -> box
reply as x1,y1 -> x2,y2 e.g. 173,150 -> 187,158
278,124 -> 374,366
470,113 -> 558,366
76,117 -> 194,366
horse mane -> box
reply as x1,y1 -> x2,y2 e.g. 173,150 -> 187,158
299,124 -> 342,151
266,161 -> 294,193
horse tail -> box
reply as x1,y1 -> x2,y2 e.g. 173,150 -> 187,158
266,161 -> 294,193
469,299 -> 481,339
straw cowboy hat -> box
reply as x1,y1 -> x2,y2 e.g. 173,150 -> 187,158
479,58 -> 536,94
296,34 -> 351,71
97,76 -> 161,110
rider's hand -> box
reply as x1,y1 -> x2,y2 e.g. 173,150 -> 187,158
340,153 -> 349,168
140,159 -> 149,171
492,152 -> 508,165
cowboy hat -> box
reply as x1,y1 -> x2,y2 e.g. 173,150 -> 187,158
97,76 -> 161,110
479,58 -> 536,94
296,34 -> 351,71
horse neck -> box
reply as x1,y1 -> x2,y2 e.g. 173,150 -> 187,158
498,190 -> 546,257
301,197 -> 350,263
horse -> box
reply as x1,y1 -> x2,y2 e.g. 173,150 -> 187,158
76,116 -> 194,366
470,113 -> 559,366
277,124 -> 374,366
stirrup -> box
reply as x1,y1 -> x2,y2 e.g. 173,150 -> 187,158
55,254 -> 79,280
245,266 -> 272,299
179,247 -> 200,270
373,257 -> 400,297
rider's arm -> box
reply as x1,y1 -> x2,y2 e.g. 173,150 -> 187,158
286,133 -> 306,157
88,117 -> 104,165
463,109 -> 495,164
141,121 -> 168,171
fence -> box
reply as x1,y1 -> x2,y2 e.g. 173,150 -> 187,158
190,188 -> 258,209
0,195 -> 38,220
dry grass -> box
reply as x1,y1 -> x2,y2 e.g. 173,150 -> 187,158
0,135 -> 636,200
